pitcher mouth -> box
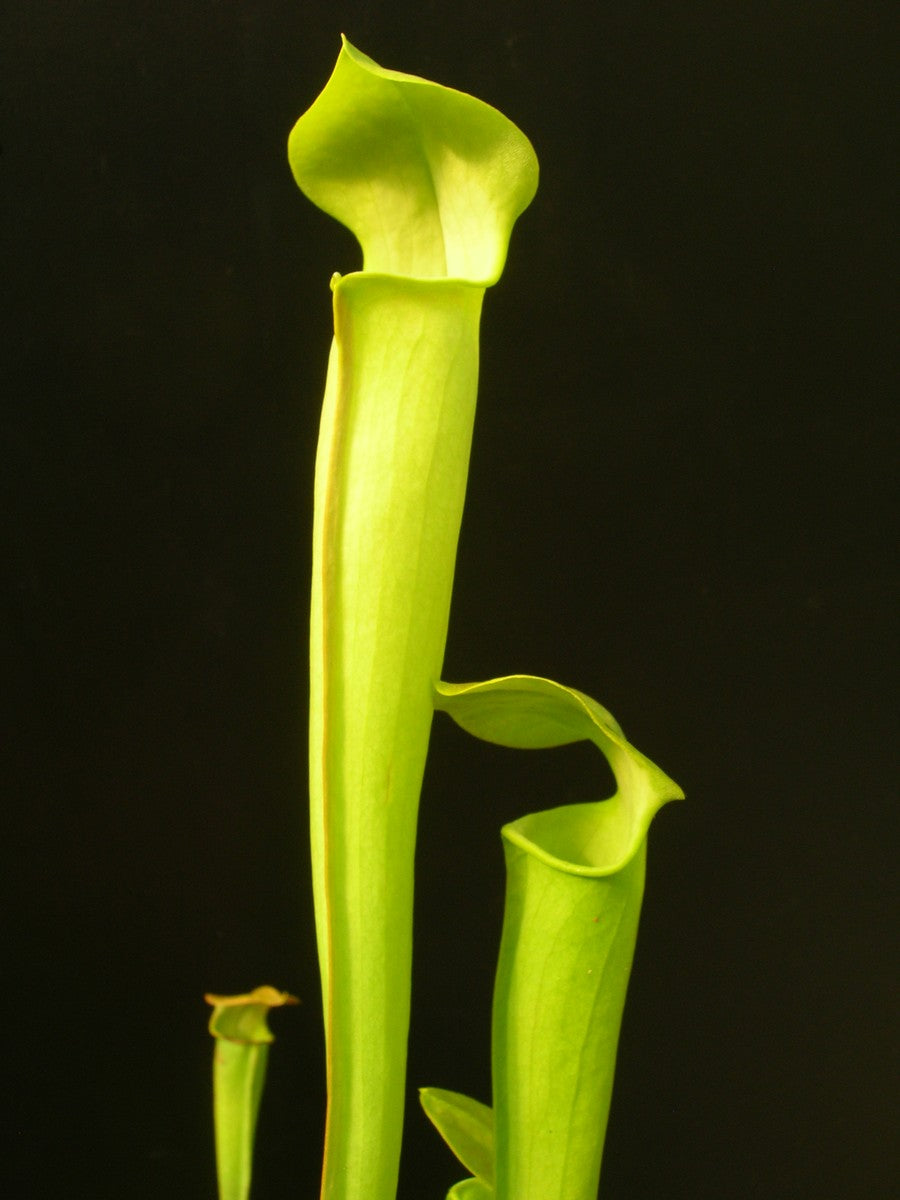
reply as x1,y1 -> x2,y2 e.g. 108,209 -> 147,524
502,796 -> 647,876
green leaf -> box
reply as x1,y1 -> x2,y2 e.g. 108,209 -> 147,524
435,674 -> 680,874
435,674 -> 624,747
288,36 -> 538,281
436,676 -> 683,1200
419,1087 -> 495,1186
290,40 -> 538,1200
447,1179 -> 495,1200
205,988 -> 298,1200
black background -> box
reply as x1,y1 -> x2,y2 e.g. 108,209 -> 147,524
3,3 -> 896,1197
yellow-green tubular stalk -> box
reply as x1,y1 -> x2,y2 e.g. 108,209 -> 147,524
288,39 -> 537,1200
205,987 -> 298,1200
426,676 -> 683,1200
